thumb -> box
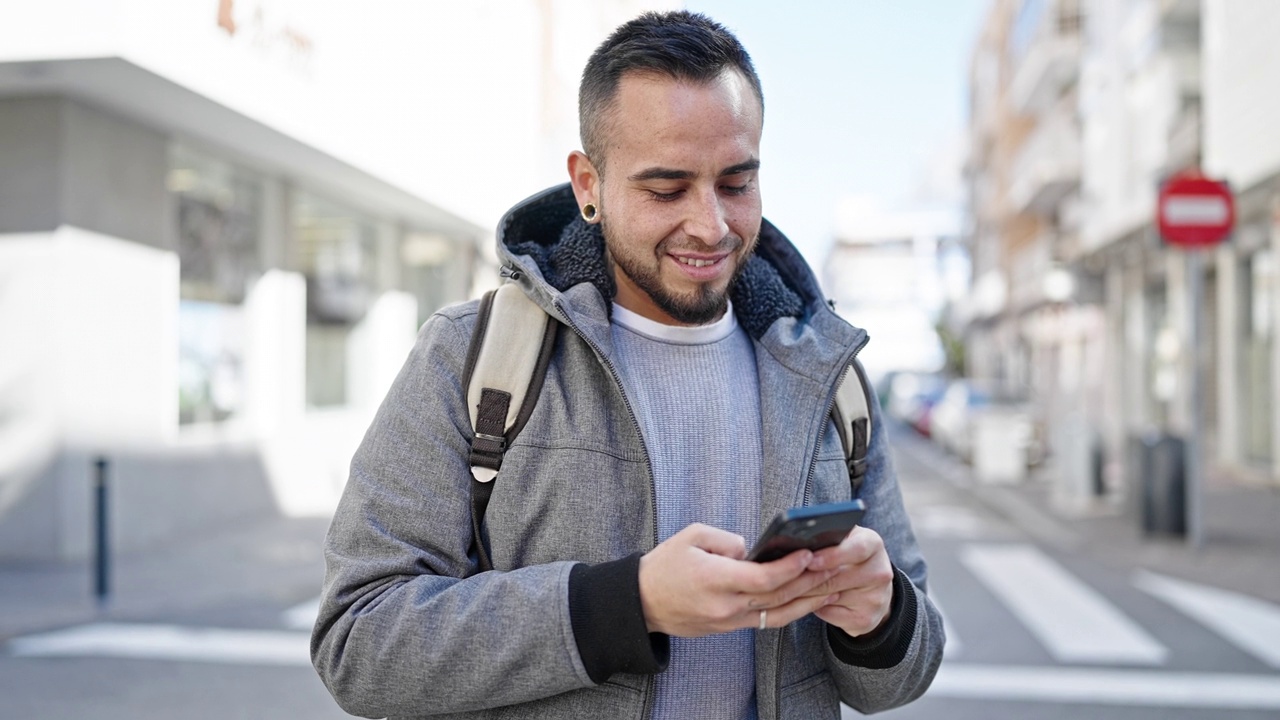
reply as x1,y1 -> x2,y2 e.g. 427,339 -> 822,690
681,523 -> 748,560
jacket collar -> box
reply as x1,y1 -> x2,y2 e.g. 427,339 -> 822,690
497,183 -> 828,342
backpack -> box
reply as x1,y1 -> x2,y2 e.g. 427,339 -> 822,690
461,282 -> 874,572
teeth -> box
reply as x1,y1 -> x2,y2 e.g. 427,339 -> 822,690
678,257 -> 716,268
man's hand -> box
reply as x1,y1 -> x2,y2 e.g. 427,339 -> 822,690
802,526 -> 896,637
638,524 -> 841,637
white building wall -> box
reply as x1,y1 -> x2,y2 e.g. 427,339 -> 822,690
1203,0 -> 1280,192
1,0 -> 676,233
1079,0 -> 1181,253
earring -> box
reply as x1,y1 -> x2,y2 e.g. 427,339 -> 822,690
581,203 -> 598,223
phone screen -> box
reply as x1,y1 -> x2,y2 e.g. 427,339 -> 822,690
746,499 -> 867,563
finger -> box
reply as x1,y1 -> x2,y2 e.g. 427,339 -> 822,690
742,566 -> 839,610
814,595 -> 892,637
793,565 -> 855,599
810,526 -> 883,571
733,549 -> 815,594
682,523 -> 748,560
807,556 -> 895,603
756,592 -> 840,630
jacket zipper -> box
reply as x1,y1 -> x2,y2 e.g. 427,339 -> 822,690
550,299 -> 659,551
550,298 -> 660,720
779,334 -> 867,720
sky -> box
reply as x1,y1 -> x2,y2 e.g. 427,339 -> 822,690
680,0 -> 990,266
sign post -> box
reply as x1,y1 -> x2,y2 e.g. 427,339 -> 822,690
1157,170 -> 1235,550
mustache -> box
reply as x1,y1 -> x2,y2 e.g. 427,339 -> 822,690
655,234 -> 748,255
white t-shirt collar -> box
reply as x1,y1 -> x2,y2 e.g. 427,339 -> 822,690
611,300 -> 738,345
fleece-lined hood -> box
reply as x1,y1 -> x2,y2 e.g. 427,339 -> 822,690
495,183 -> 837,341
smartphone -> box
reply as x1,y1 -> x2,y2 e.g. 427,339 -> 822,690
746,499 -> 867,563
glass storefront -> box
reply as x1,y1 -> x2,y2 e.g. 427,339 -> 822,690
401,231 -> 460,328
169,145 -> 262,425
293,191 -> 379,408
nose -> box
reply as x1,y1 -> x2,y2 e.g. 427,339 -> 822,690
684,187 -> 730,245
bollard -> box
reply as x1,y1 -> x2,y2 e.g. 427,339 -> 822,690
93,457 -> 110,606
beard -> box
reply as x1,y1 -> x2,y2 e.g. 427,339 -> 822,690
601,214 -> 756,325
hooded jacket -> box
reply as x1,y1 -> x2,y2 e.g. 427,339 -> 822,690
312,184 -> 945,719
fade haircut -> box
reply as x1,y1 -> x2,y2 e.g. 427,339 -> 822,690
578,11 -> 764,173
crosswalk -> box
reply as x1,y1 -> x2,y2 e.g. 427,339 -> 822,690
935,541 -> 1280,671
920,539 -> 1280,710
10,554 -> 1280,672
7,541 -> 1280,711
957,544 -> 1167,665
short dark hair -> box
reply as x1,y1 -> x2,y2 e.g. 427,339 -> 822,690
578,11 -> 764,171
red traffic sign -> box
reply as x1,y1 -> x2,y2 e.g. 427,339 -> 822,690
1157,170 -> 1235,248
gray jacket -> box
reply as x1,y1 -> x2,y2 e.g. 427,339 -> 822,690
312,185 -> 944,719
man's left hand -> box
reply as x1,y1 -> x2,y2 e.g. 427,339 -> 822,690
800,527 -> 895,637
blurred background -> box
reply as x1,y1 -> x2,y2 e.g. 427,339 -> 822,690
1,1 -> 1278,719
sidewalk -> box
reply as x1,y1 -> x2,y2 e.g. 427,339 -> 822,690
0,513 -> 332,641
893,422 -> 1280,605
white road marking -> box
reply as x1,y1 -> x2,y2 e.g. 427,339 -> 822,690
282,596 -> 321,630
7,623 -> 311,667
913,505 -> 990,539
1135,570 -> 1280,669
960,544 -> 1167,665
929,664 -> 1280,709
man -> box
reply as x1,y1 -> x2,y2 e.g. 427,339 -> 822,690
312,11 -> 943,719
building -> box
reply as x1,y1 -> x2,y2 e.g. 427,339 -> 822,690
963,0 -> 1092,479
0,0 -> 674,562
823,199 -> 965,384
963,0 -> 1280,512
1201,0 -> 1280,480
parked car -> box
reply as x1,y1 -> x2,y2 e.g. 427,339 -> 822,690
885,371 -> 948,437
930,379 -> 1045,467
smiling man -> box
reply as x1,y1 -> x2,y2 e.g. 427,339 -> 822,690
312,11 -> 943,720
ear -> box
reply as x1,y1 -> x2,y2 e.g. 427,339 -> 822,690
567,151 -> 600,211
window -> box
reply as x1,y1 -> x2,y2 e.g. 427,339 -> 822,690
294,191 -> 379,408
1240,250 -> 1274,464
168,145 -> 262,425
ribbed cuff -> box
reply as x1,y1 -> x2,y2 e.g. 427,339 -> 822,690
826,566 -> 917,669
568,553 -> 670,683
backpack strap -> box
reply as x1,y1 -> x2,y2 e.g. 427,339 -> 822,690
832,359 -> 874,498
461,283 -> 558,571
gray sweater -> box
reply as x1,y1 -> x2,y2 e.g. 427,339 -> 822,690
611,302 -> 762,720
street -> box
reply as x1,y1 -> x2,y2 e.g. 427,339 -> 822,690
3,426 -> 1279,719
864,424 -> 1280,720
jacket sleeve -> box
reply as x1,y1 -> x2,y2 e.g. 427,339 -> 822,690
822,416 -> 946,712
310,310 -> 661,718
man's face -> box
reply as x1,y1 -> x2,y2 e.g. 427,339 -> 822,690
591,70 -> 763,326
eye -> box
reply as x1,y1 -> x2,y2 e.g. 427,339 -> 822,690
647,189 -> 683,202
722,183 -> 750,196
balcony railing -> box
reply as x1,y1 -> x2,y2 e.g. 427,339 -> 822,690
1008,0 -> 1083,116
1009,107 -> 1081,216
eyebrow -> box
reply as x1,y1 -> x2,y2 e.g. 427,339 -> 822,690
627,158 -> 761,183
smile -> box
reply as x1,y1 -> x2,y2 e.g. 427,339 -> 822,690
675,256 -> 721,268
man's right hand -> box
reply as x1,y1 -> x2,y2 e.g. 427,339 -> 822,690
637,523 -> 841,637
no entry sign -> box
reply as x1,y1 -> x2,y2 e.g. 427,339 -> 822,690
1157,170 -> 1235,248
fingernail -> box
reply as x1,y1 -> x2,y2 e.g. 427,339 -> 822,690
825,594 -> 839,605
809,555 -> 826,570
800,550 -> 814,567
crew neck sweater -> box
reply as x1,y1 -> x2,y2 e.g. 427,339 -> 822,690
610,301 -> 764,720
